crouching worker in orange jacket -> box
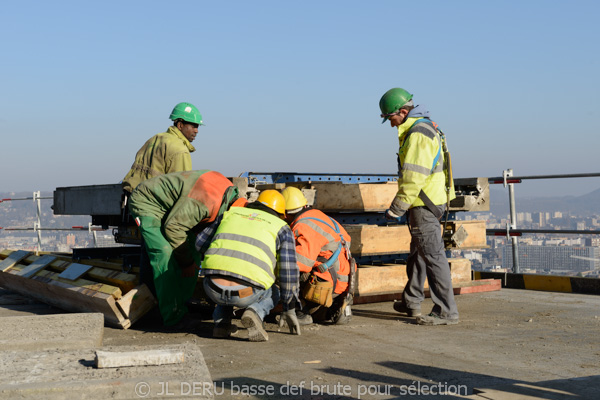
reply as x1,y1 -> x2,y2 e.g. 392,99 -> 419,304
281,187 -> 357,325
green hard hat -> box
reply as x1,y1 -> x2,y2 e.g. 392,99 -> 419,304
379,88 -> 413,123
169,102 -> 204,125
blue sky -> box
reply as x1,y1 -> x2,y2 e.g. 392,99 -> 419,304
1,0 -> 599,198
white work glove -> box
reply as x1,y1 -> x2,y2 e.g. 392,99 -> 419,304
278,309 -> 301,335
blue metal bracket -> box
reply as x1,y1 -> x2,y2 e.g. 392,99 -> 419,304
240,171 -> 398,184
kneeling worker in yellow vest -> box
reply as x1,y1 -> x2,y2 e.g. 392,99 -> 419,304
281,187 -> 356,325
195,190 -> 301,341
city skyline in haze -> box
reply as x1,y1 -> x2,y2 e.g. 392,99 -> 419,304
1,1 -> 599,197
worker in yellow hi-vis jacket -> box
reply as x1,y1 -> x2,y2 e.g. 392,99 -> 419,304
379,87 -> 459,326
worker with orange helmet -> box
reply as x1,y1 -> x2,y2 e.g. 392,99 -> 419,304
195,190 -> 301,341
281,186 -> 356,325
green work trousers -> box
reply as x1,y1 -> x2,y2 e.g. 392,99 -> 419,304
136,215 -> 197,326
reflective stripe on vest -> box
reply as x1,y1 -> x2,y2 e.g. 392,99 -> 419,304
203,207 -> 286,289
293,214 -> 348,283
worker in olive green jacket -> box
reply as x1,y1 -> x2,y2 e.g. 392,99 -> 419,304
122,102 -> 204,193
128,170 -> 239,326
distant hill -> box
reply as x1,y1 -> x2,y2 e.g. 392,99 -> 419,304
490,187 -> 600,216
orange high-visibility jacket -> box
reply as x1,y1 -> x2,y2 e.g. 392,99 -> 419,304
290,209 -> 353,294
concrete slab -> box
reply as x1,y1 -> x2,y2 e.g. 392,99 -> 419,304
0,342 -> 213,400
0,313 -> 104,351
1,286 -> 599,399
95,288 -> 600,399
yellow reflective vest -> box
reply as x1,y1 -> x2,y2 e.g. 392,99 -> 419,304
395,117 -> 455,210
202,207 -> 287,289
122,126 -> 196,192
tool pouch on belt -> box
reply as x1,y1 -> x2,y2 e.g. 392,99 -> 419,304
301,275 -> 333,307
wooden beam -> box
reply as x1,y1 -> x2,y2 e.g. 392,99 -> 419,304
354,278 -> 500,304
0,269 -> 129,328
1,251 -> 138,293
0,250 -> 31,272
16,255 -> 56,278
115,284 -> 157,325
308,180 -> 489,212
312,182 -> 397,212
3,262 -> 123,298
356,258 -> 472,297
344,220 -> 487,256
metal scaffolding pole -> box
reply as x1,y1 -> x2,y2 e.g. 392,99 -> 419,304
33,191 -> 42,254
503,169 -> 520,273
489,172 -> 600,184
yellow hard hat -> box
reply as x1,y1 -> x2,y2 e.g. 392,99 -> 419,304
281,187 -> 307,211
257,190 -> 286,215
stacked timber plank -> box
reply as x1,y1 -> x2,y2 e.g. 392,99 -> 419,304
0,249 -> 156,329
278,181 -> 490,297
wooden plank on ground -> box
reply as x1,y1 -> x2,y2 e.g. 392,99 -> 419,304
4,263 -> 123,298
0,269 -> 130,328
58,263 -> 93,280
0,250 -> 31,272
354,278 -> 501,304
356,257 -> 472,296
1,251 -> 138,293
16,255 -> 56,278
62,255 -> 140,274
115,284 -> 157,324
453,278 -> 502,294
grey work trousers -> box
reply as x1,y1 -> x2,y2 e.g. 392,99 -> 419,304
403,206 -> 459,319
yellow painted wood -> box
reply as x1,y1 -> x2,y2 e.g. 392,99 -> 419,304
5,263 -> 122,298
1,251 -> 137,293
0,268 -> 129,328
523,274 -> 573,293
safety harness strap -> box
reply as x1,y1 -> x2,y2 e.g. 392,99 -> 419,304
411,118 -> 445,221
296,216 -> 345,274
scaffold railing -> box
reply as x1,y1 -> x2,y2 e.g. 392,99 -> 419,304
487,169 -> 600,273
0,192 -> 107,253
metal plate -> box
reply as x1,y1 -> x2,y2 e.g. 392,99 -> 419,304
0,250 -> 31,272
57,263 -> 93,281
17,255 -> 56,278
451,225 -> 470,248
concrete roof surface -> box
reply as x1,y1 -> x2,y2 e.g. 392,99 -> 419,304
1,288 -> 599,399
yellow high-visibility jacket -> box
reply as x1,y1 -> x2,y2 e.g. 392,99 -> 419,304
394,117 -> 455,210
122,126 -> 195,193
202,207 -> 287,289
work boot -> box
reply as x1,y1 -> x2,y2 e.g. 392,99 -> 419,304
332,304 -> 352,325
213,322 -> 239,338
416,313 -> 459,326
296,310 -> 313,326
275,311 -> 313,326
241,308 -> 269,342
393,301 -> 421,317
